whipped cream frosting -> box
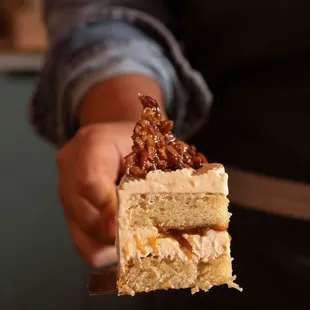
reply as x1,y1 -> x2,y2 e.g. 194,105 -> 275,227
119,164 -> 228,195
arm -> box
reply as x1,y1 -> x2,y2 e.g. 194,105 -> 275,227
31,0 -> 212,147
38,1 -> 214,267
78,74 -> 166,126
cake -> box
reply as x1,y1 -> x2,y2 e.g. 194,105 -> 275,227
116,95 -> 241,296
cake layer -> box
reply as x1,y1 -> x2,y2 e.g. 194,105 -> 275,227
116,164 -> 234,294
121,229 -> 231,263
119,164 -> 228,195
117,255 -> 236,295
128,193 -> 230,230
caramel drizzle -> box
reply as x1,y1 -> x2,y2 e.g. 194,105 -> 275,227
133,234 -> 148,255
159,225 -> 227,235
147,236 -> 159,254
132,227 -> 229,259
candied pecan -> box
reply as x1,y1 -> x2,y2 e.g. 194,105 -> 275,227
174,141 -> 188,156
140,131 -> 147,142
146,135 -> 156,160
193,152 -> 207,168
129,166 -> 146,178
160,120 -> 173,134
148,125 -> 156,136
165,133 -> 176,143
188,145 -> 197,155
124,153 -> 136,167
183,152 -> 193,166
143,107 -> 154,118
157,148 -> 168,160
156,132 -> 165,148
134,125 -> 143,135
153,134 -> 160,144
139,150 -> 149,170
133,136 -> 145,150
124,95 -> 208,177
155,157 -> 167,170
138,119 -> 150,128
167,150 -> 180,167
139,94 -> 159,109
167,145 -> 179,158
145,159 -> 154,170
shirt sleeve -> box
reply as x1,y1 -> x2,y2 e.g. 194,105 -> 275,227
31,0 -> 213,147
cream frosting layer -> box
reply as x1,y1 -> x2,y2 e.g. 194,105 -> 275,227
121,228 -> 231,263
117,164 -> 229,273
119,164 -> 228,195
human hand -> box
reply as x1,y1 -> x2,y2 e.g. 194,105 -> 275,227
56,122 -> 134,267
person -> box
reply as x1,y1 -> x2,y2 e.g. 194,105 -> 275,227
31,1 -> 310,309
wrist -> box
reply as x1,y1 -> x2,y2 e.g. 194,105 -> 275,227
77,74 -> 165,127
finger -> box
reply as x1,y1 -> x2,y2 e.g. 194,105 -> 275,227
58,176 -> 115,243
57,152 -> 116,243
70,195 -> 115,243
75,171 -> 117,214
74,141 -> 118,214
71,129 -> 121,215
65,213 -> 117,267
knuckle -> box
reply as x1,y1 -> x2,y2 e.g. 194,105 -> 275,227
78,214 -> 100,238
75,175 -> 97,195
75,170 -> 107,198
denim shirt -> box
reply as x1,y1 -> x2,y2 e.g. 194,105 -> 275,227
30,0 -> 212,147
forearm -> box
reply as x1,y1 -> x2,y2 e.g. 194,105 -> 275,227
78,74 -> 165,126
31,1 -> 211,147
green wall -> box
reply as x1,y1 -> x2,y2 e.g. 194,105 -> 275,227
0,73 -> 152,310
0,74 -> 84,310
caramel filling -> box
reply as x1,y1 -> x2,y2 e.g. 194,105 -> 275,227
160,226 -> 227,235
124,227 -> 230,260
159,232 -> 194,259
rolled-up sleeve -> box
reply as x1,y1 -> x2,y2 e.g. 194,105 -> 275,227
31,1 -> 213,147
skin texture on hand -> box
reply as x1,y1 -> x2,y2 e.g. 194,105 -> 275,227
56,122 -> 134,266
56,74 -> 163,267
78,74 -> 165,126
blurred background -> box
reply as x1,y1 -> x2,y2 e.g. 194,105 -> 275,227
0,0 -> 45,71
0,2 -> 145,310
0,1 -> 86,309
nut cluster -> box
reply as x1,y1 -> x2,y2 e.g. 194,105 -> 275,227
124,95 -> 207,178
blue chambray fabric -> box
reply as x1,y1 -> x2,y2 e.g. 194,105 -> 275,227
30,1 -> 212,147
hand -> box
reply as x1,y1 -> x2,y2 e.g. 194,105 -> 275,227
56,122 -> 134,267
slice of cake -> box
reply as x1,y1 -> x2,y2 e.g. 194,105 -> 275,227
116,95 -> 241,296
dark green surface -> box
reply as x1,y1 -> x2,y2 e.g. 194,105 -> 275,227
0,74 -> 84,310
0,73 -> 155,310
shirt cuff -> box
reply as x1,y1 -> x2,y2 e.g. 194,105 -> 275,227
31,5 -> 213,147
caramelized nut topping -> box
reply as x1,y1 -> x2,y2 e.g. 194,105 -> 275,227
124,95 -> 208,177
